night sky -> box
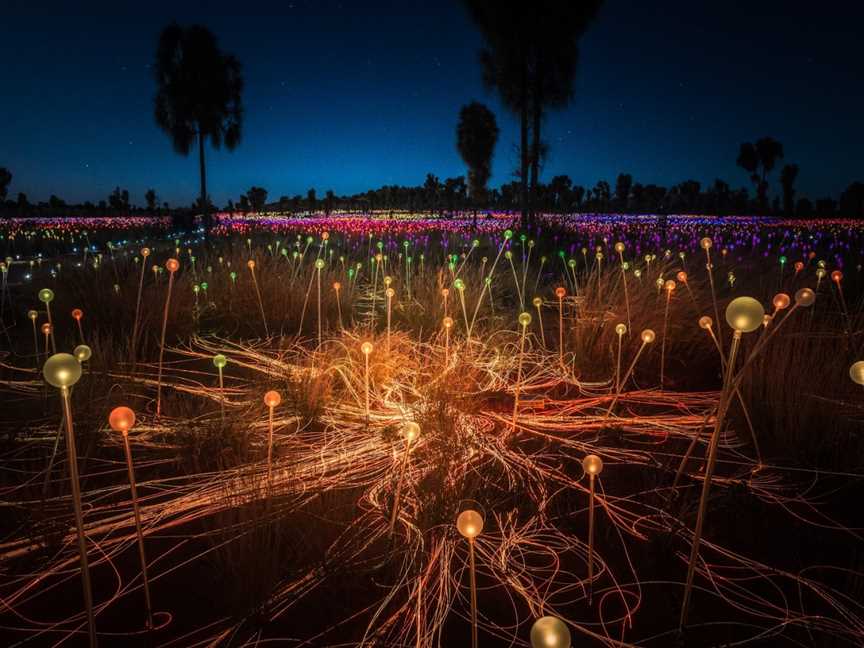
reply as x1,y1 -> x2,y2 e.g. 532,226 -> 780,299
2,0 -> 862,207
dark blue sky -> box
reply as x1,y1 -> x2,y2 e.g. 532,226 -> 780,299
2,0 -> 862,206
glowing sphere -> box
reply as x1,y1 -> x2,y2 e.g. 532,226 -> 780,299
615,323 -> 626,336
794,288 -> 816,307
816,268 -> 826,279
361,341 -> 374,355
850,361 -> 864,386
333,282 -> 341,291
530,616 -> 571,648
676,271 -> 687,283
555,287 -> 566,299
264,390 -> 281,408
247,259 -> 256,270
141,247 -> 150,257
453,279 -> 465,291
38,288 -> 54,303
73,345 -> 92,362
772,293 -> 790,311
725,297 -> 765,333
532,297 -> 542,308
213,354 -> 227,369
383,276 -> 392,287
504,229 -> 513,240
315,259 -> 325,270
72,308 -> 83,320
582,454 -> 603,476
698,316 -> 713,329
831,270 -> 842,283
794,261 -> 804,272
322,231 -> 329,241
108,406 -> 136,434
28,310 -> 38,321
441,288 -> 449,298
518,312 -> 532,327
41,323 -> 52,335
700,237 -> 712,250
166,258 -> 179,273
614,242 -> 625,253
456,509 -> 484,539
43,353 -> 82,388
664,279 -> 676,292
383,288 -> 394,299
402,421 -> 421,443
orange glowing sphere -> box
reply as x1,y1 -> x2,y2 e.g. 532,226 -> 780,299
41,322 -> 51,335
108,406 -> 136,434
141,247 -> 151,257
794,287 -> 816,307
641,329 -> 656,343
456,509 -> 484,539
793,261 -> 804,272
402,421 -> 421,443
247,259 -> 256,269
386,288 -> 395,298
676,271 -> 687,283
443,316 -> 454,329
614,242 -> 625,253
264,390 -> 281,408
700,237 -> 712,250
555,287 -> 566,299
850,361 -> 864,386
772,293 -> 790,311
165,258 -> 179,273
361,341 -> 374,355
322,231 -> 329,241
71,308 -> 83,320
441,288 -> 450,298
698,315 -> 713,329
582,454 -> 603,475
831,270 -> 842,283
333,282 -> 341,291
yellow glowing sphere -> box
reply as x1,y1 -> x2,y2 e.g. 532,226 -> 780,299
402,421 -> 421,443
615,323 -> 626,336
383,276 -> 392,287
614,242 -> 625,253
555,287 -> 566,299
850,361 -> 864,386
361,341 -> 374,355
725,297 -> 765,333
518,312 -> 532,327
141,247 -> 150,257
386,287 -> 395,298
43,353 -> 82,388
532,296 -> 542,308
698,315 -> 713,329
166,258 -> 180,273
213,354 -> 227,369
794,287 -> 816,307
264,390 -> 281,408
530,616 -> 571,648
73,344 -> 92,362
700,237 -> 712,250
314,258 -> 325,270
641,329 -> 656,343
38,288 -> 54,303
443,316 -> 454,329
108,406 -> 136,434
28,309 -> 38,321
582,454 -> 603,476
664,279 -> 676,292
816,268 -> 826,279
772,293 -> 791,311
456,509 -> 484,539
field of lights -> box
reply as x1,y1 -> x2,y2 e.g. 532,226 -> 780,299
1,211 -> 863,647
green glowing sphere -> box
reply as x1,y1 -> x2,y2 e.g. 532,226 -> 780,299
213,354 -> 227,369
504,229 -> 513,240
725,297 -> 765,333
530,616 -> 571,648
43,353 -> 82,388
315,259 -> 326,269
38,288 -> 54,303
453,279 -> 465,291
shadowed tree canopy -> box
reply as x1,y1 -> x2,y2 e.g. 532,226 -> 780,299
246,186 -> 268,213
154,24 -> 243,229
737,137 -> 784,212
463,0 -> 603,228
0,167 -> 11,201
780,164 -> 799,217
456,101 -> 499,222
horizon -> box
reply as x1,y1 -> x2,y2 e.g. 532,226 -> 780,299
2,0 -> 863,207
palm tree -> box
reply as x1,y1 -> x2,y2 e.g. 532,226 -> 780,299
153,24 -> 243,231
463,0 -> 603,228
456,102 -> 499,226
737,137 -> 783,212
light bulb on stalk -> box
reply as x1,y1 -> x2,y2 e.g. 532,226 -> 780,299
850,361 -> 864,386
530,616 -> 571,648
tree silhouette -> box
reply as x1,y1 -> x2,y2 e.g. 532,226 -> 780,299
247,186 -> 268,213
614,173 -> 632,211
737,137 -> 783,212
463,0 -> 602,228
839,182 -> 864,218
306,188 -> 317,212
456,101 -> 499,225
0,167 -> 11,202
779,164 -> 799,216
154,24 -> 243,231
145,189 -> 158,213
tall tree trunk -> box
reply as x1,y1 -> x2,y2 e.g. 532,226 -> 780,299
198,129 -> 210,231
519,53 -> 529,231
